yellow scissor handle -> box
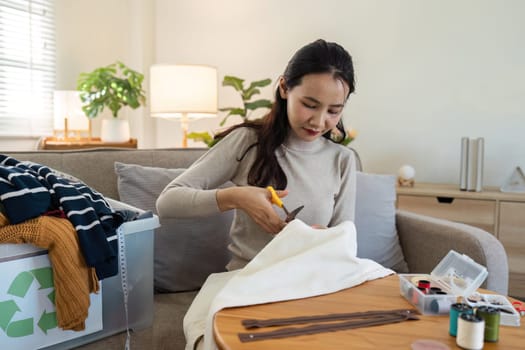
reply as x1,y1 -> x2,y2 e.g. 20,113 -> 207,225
266,186 -> 283,208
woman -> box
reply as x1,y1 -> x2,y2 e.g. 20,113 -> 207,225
157,38 -> 358,350
156,39 -> 358,271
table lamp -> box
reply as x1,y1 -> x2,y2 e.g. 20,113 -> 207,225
150,64 -> 218,147
53,90 -> 91,140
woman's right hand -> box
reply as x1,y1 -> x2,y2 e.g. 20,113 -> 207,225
216,186 -> 288,234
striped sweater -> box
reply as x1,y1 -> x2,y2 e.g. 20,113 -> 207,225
0,154 -> 122,279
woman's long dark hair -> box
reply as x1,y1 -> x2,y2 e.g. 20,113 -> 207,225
215,39 -> 355,189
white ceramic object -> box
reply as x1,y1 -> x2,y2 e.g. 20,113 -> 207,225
398,165 -> 416,180
101,119 -> 130,143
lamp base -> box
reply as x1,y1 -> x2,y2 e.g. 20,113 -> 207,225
54,118 -> 92,141
181,113 -> 189,148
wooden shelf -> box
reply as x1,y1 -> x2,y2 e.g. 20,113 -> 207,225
397,182 -> 525,299
40,137 -> 137,150
397,182 -> 525,203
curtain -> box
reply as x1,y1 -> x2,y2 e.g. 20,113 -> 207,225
0,0 -> 55,136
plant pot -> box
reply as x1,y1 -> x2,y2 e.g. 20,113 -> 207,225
100,119 -> 130,143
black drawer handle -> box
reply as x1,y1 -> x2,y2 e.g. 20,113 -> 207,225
436,197 -> 455,204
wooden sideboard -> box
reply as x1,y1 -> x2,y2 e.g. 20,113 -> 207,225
40,137 -> 137,150
396,183 -> 525,300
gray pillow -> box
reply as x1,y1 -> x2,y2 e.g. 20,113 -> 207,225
355,171 -> 409,272
114,162 -> 232,292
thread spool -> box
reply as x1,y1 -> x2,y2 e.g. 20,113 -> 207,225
418,279 -> 431,292
449,303 -> 473,337
411,275 -> 431,286
429,294 -> 452,314
429,287 -> 442,294
411,288 -> 419,304
406,285 -> 413,299
456,313 -> 484,350
477,306 -> 500,342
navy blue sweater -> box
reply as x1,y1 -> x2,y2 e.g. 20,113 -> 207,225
0,155 -> 122,279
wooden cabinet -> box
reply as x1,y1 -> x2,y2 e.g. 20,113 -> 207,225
397,195 -> 496,233
499,202 -> 525,301
396,183 -> 525,299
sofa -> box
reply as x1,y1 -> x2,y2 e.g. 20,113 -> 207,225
2,148 -> 509,350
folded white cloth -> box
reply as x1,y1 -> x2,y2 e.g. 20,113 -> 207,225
186,219 -> 394,350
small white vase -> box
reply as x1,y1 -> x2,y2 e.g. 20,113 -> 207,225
101,119 -> 130,143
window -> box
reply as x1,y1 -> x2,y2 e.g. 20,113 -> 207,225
0,0 -> 55,136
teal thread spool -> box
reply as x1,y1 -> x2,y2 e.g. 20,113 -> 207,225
449,303 -> 473,336
477,305 -> 500,342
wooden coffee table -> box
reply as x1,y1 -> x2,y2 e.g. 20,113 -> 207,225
213,275 -> 523,349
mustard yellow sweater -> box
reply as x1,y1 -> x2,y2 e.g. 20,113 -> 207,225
0,213 -> 99,331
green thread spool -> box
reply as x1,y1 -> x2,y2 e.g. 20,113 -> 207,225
477,305 -> 500,342
449,303 -> 473,337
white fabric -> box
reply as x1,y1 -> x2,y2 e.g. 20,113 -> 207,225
187,219 -> 394,350
184,272 -> 236,350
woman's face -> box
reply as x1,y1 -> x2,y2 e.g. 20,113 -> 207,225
279,73 -> 348,142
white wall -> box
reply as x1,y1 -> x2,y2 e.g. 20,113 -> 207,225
55,0 -> 156,148
154,0 -> 525,186
4,0 -> 523,187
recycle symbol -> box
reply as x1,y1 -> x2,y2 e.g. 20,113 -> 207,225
0,267 -> 57,337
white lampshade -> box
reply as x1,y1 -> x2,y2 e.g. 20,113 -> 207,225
53,90 -> 89,130
150,64 -> 218,119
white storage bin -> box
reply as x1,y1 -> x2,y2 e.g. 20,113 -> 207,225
0,200 -> 159,350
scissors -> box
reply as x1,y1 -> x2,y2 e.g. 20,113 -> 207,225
267,186 -> 304,223
513,301 -> 525,317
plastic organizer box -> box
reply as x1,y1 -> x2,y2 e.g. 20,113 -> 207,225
398,250 -> 521,327
463,292 -> 521,327
399,250 -> 488,315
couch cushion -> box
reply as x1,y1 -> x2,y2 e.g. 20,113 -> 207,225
114,162 -> 232,292
355,172 -> 409,272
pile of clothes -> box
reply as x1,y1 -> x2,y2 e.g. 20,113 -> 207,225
0,154 -> 126,331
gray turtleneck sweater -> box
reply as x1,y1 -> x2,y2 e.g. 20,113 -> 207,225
156,127 -> 357,270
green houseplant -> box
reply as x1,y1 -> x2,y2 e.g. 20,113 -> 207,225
187,75 -> 272,147
217,75 -> 272,126
77,61 -> 146,118
76,61 -> 146,142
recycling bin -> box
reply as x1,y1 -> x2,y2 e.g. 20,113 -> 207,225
0,203 -> 159,350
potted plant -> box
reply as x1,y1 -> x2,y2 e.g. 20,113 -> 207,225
77,61 -> 146,142
188,75 -> 272,147
217,75 -> 272,125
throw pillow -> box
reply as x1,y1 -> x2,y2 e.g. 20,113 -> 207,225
114,162 -> 233,292
355,171 -> 409,272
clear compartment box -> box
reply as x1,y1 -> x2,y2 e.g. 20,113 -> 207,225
399,250 -> 488,315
